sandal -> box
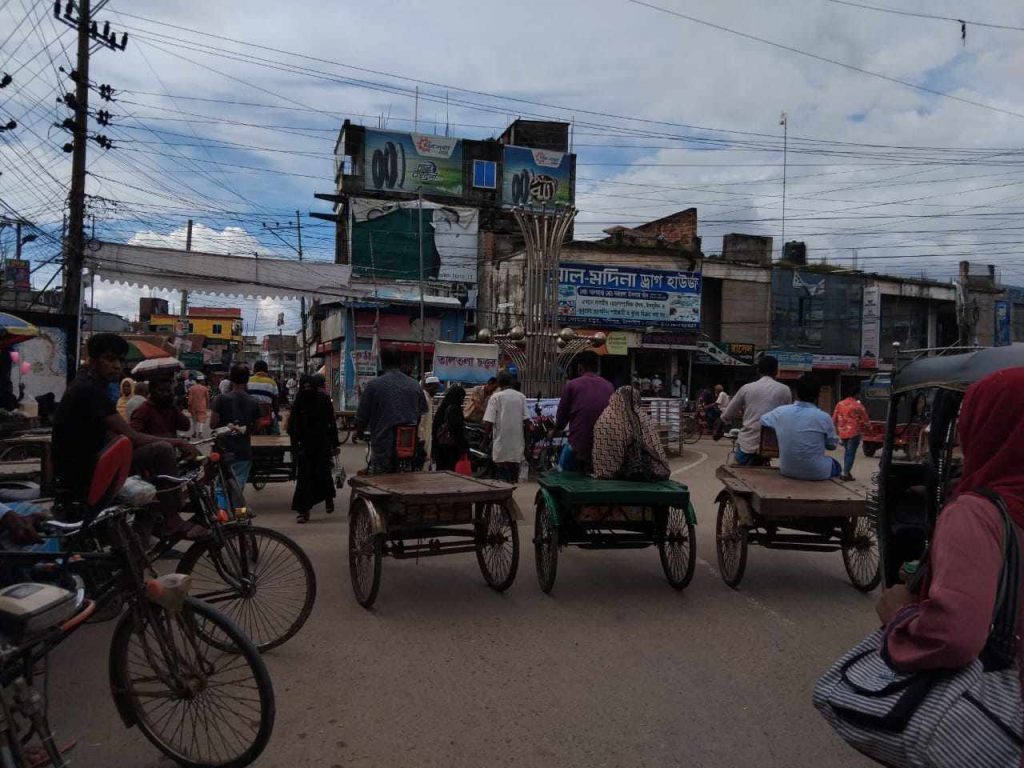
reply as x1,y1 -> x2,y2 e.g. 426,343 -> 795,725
325,502 -> 335,515
296,512 -> 309,524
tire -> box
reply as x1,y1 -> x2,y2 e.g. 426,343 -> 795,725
862,444 -> 878,458
659,506 -> 696,590
108,597 -> 275,768
177,526 -> 317,652
716,495 -> 748,588
533,495 -> 558,594
842,516 -> 881,592
475,502 -> 519,591
680,415 -> 701,445
349,498 -> 383,609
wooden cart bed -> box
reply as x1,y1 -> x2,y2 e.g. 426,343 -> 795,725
715,465 -> 869,518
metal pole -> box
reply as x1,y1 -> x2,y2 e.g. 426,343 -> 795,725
178,219 -> 192,357
64,0 -> 91,369
296,210 -> 308,374
780,112 -> 788,259
417,191 -> 425,379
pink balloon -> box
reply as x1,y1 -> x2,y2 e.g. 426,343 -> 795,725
19,362 -> 30,375
9,351 -> 19,364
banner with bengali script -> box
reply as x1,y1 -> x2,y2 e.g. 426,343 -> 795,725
558,263 -> 702,330
431,341 -> 499,385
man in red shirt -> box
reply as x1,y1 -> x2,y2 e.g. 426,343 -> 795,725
555,351 -> 614,472
131,378 -> 191,438
832,381 -> 871,481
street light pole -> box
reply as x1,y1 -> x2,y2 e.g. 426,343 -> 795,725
417,190 -> 426,380
296,210 -> 308,375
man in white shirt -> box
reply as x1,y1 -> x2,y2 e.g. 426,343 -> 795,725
483,372 -> 530,483
719,356 -> 792,465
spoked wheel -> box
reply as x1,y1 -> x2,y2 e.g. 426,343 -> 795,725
659,506 -> 696,590
842,515 -> 881,592
533,495 -> 559,594
716,495 -> 748,588
475,502 -> 519,591
109,597 -> 275,768
348,498 -> 383,609
338,428 -> 351,445
177,526 -> 317,652
680,415 -> 701,445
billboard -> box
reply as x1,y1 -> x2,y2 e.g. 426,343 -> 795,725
350,198 -> 478,283
861,284 -> 881,368
3,260 -> 30,291
697,341 -> 756,366
502,145 -> 573,207
364,130 -> 463,197
558,263 -> 701,330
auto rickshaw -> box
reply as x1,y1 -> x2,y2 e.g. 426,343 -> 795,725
877,343 -> 1024,587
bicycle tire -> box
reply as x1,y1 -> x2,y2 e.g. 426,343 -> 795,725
177,526 -> 316,652
108,597 -> 275,768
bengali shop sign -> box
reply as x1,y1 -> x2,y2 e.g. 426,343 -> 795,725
432,341 -> 499,385
558,263 -> 702,330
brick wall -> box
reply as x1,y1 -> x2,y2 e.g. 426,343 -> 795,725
625,208 -> 698,250
721,278 -> 771,348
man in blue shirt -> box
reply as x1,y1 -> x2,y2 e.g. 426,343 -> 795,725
760,374 -> 841,481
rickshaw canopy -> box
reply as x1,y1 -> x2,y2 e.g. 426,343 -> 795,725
892,344 -> 1024,394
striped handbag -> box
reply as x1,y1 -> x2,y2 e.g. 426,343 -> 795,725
813,490 -> 1023,768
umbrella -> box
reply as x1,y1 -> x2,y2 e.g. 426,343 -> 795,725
0,313 -> 39,350
125,339 -> 170,363
131,357 -> 184,378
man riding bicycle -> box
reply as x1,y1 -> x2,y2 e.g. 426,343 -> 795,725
52,334 -> 203,540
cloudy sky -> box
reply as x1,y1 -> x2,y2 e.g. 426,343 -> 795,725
2,0 -> 1023,336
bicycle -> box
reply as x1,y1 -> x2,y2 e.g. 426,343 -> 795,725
0,455 -> 276,766
164,429 -> 317,653
680,407 -> 706,444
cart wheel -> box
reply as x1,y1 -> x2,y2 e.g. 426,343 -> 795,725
338,429 -> 351,445
842,516 -> 881,592
680,415 -> 701,445
660,506 -> 696,590
533,494 -> 558,594
862,443 -> 878,458
349,498 -> 383,609
476,502 -> 519,592
716,495 -> 748,589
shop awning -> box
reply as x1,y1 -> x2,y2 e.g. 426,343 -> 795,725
87,242 -> 367,302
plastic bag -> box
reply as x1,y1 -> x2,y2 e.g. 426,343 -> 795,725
454,453 -> 472,476
114,476 -> 158,506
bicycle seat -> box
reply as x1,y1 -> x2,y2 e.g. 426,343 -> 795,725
0,583 -> 79,643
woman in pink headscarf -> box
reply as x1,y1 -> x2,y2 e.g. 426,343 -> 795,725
877,368 -> 1024,723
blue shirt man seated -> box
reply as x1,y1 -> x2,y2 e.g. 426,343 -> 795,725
760,373 -> 841,481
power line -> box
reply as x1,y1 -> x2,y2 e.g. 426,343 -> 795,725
823,0 -> 1024,32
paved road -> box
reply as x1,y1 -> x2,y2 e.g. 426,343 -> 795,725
47,439 -> 879,767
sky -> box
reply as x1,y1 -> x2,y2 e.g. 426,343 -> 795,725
2,0 -> 1024,338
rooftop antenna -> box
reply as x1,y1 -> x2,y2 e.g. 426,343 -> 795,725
445,91 -> 450,137
413,86 -> 419,131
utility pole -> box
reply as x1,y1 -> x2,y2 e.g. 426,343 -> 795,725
178,219 -> 192,353
296,210 -> 308,375
417,190 -> 426,380
957,260 -> 975,347
62,0 -> 91,362
779,111 -> 788,260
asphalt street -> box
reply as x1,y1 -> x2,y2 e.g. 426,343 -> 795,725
46,438 -> 880,767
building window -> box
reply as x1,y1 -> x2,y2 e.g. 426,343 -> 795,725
187,322 -> 194,333
212,323 -> 223,335
473,160 -> 496,189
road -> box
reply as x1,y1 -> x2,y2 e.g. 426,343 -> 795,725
47,438 -> 879,767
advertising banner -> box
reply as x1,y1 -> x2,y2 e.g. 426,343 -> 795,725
3,260 -> 30,291
768,350 -> 814,372
861,284 -> 881,368
696,341 -> 756,366
350,348 -> 378,395
605,331 -> 629,356
350,198 -> 478,283
995,299 -> 1012,347
502,145 -> 573,207
364,130 -> 463,197
558,263 -> 701,330
812,354 -> 860,370
432,341 -> 499,384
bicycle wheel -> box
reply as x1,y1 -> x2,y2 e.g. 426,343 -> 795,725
475,502 -> 519,591
109,597 -> 275,768
348,497 -> 382,609
177,526 -> 317,652
680,415 -> 701,445
338,428 -> 351,445
716,495 -> 748,588
659,506 -> 696,590
533,495 -> 558,594
842,516 -> 881,593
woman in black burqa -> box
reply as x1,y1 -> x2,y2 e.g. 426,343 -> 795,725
431,385 -> 469,471
288,374 -> 339,523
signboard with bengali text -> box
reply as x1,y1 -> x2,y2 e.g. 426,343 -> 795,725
432,341 -> 499,385
502,145 -> 573,207
364,130 -> 463,197
559,263 -> 701,330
